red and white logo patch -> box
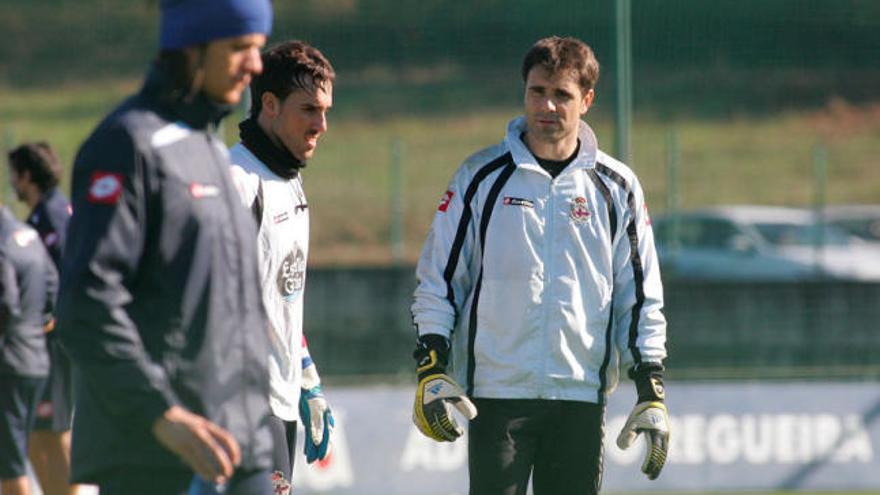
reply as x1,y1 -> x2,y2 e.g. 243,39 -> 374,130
36,401 -> 53,419
87,172 -> 123,204
570,197 -> 591,223
437,190 -> 454,212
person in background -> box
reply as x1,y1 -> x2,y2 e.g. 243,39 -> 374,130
8,141 -> 80,495
55,0 -> 275,494
0,200 -> 58,495
228,40 -> 336,495
410,36 -> 670,494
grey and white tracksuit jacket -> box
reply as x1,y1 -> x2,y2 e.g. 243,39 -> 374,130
412,116 -> 667,405
228,143 -> 316,423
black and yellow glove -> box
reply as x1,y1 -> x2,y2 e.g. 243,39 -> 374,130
616,363 -> 670,480
412,334 -> 477,442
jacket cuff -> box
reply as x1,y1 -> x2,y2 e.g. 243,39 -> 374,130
415,324 -> 452,339
630,362 -> 665,403
142,390 -> 180,434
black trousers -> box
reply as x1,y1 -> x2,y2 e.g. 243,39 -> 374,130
33,334 -> 74,432
468,398 -> 604,495
0,375 -> 46,479
268,415 -> 298,485
96,466 -> 272,495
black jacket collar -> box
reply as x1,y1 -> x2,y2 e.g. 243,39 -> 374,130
238,117 -> 305,180
139,62 -> 232,131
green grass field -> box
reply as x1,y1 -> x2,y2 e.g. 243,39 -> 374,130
2,80 -> 878,265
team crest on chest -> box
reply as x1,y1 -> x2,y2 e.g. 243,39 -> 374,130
277,247 -> 306,302
570,197 -> 591,223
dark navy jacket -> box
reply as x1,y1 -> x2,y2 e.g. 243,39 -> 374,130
0,207 -> 57,378
57,64 -> 273,481
27,187 -> 71,270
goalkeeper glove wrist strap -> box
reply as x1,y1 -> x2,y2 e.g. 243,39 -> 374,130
631,362 -> 666,403
414,333 -> 451,379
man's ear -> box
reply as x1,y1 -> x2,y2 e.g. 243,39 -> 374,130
261,92 -> 280,118
580,88 -> 595,116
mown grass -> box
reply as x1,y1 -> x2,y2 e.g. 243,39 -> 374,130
1,81 -> 878,266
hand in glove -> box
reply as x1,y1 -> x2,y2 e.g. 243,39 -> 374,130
299,385 -> 335,463
299,352 -> 333,464
412,334 -> 477,442
616,364 -> 670,480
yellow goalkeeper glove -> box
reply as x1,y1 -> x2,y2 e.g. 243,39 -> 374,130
412,334 -> 477,442
617,363 -> 669,480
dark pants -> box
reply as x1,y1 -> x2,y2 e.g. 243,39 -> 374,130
0,375 -> 46,479
96,466 -> 272,495
468,398 -> 605,495
33,334 -> 74,432
268,415 -> 298,488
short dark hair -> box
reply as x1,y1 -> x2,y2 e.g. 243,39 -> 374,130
521,36 -> 600,93
8,142 -> 61,192
250,40 -> 335,117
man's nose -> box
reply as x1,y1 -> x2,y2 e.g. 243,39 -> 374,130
314,112 -> 328,133
245,47 -> 263,75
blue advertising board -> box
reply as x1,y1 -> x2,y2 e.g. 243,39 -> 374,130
293,382 -> 880,494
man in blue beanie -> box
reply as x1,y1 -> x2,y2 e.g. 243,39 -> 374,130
57,1 -> 275,494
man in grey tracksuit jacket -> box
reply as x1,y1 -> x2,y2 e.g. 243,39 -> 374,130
411,37 -> 670,495
0,207 -> 56,495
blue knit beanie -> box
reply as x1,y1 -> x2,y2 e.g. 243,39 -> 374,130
160,0 -> 273,50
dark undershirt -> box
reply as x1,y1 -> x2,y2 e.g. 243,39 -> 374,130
526,135 -> 581,179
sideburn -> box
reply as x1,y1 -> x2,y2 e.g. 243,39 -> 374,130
157,46 -> 207,101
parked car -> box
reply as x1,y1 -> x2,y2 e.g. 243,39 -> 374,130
823,204 -> 880,244
652,205 -> 880,281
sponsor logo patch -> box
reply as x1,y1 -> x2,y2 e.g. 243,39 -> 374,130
36,401 -> 53,418
189,182 -> 220,199
437,190 -> 454,212
277,248 -> 306,301
271,470 -> 291,495
13,229 -> 38,247
503,196 -> 535,208
87,172 -> 123,204
650,376 -> 665,399
273,211 -> 290,224
570,197 -> 591,223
